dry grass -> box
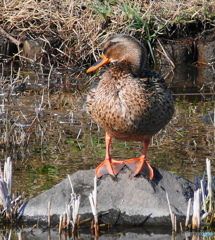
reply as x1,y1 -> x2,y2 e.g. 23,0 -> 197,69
0,0 -> 214,66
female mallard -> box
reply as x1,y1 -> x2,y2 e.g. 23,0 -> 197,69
86,34 -> 174,179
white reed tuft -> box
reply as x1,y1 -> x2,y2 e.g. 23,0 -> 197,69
59,175 -> 81,234
0,157 -> 12,217
68,175 -> 81,231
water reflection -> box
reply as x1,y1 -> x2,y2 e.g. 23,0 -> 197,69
0,228 -> 214,240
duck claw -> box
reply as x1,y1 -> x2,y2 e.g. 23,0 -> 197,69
125,157 -> 154,180
95,159 -> 125,178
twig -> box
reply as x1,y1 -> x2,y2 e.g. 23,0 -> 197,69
0,27 -> 21,46
47,65 -> 53,109
30,224 -> 37,234
157,39 -> 175,68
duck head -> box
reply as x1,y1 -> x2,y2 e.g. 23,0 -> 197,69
87,34 -> 147,76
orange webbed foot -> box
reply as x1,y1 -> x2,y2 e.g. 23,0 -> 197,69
125,156 -> 154,180
95,159 -> 125,178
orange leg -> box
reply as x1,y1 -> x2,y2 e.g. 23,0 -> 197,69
124,139 -> 154,179
95,132 -> 125,178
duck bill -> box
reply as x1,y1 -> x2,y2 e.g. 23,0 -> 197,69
86,54 -> 111,73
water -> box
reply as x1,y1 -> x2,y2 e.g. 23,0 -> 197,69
0,227 -> 206,240
0,63 -> 215,238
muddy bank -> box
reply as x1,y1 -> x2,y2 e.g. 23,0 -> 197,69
1,28 -> 215,69
155,28 -> 215,66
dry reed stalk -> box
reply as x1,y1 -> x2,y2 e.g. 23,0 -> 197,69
3,157 -> 12,197
59,214 -> 63,234
17,231 -> 22,240
29,224 -> 37,234
200,179 -> 207,213
213,108 -> 215,127
206,158 -> 213,213
47,65 -> 53,109
0,180 -> 11,217
192,189 -> 201,230
185,198 -> 191,229
63,213 -> 67,228
47,200 -> 51,227
89,176 -> 99,237
166,192 -> 176,232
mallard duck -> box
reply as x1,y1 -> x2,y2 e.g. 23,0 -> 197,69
86,34 -> 174,179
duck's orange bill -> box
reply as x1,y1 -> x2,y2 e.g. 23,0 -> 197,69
86,54 -> 111,73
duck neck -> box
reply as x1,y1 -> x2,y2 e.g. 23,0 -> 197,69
114,59 -> 143,77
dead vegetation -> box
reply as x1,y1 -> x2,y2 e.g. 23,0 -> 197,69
0,0 -> 214,66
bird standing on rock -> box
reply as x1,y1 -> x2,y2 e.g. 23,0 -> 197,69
86,34 -> 174,179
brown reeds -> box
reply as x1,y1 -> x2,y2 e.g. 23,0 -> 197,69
0,0 -> 214,66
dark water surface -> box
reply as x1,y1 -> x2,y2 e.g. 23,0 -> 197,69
0,62 -> 215,239
0,227 -> 200,240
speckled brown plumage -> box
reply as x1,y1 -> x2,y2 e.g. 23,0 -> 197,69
86,34 -> 174,179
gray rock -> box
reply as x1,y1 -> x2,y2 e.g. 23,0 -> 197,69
19,167 -> 195,227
